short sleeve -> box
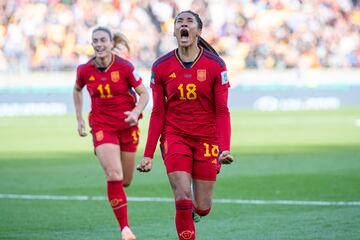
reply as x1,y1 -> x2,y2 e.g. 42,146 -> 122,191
75,66 -> 85,90
127,64 -> 142,88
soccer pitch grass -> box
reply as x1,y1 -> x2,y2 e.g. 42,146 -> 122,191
1,109 -> 360,239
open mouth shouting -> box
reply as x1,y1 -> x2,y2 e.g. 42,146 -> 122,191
180,28 -> 190,43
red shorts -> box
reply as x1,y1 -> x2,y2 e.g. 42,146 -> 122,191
91,125 -> 140,152
160,134 -> 220,181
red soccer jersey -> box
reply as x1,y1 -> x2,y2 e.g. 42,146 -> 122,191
75,54 -> 142,131
144,47 -> 231,158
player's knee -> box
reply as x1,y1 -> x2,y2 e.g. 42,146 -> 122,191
105,169 -> 122,181
174,189 -> 192,201
170,177 -> 192,200
195,207 -> 211,216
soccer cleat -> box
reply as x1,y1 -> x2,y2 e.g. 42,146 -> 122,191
121,226 -> 136,240
192,210 -> 201,223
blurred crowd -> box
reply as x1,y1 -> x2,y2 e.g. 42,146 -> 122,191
0,0 -> 359,72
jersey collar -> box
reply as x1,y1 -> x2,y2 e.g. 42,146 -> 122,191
92,54 -> 115,72
175,47 -> 203,69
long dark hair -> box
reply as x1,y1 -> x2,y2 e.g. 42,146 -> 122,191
174,10 -> 219,56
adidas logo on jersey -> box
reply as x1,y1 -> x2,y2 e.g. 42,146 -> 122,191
169,72 -> 176,78
89,75 -> 95,81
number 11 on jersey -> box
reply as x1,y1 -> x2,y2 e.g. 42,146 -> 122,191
97,84 -> 112,98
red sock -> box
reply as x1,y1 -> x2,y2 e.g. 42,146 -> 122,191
194,206 -> 211,216
107,180 -> 129,230
175,200 -> 195,240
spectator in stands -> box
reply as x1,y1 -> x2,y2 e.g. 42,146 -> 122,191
0,0 -> 359,72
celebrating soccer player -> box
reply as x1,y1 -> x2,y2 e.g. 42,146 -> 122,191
73,26 -> 149,240
137,10 -> 234,240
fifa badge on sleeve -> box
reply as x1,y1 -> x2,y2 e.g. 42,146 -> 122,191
221,71 -> 228,85
150,71 -> 155,84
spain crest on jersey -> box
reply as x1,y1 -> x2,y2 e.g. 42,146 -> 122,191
96,130 -> 104,141
111,71 -> 120,83
197,69 -> 206,82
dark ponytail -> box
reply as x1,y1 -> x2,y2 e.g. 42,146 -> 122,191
198,36 -> 219,56
175,10 -> 219,56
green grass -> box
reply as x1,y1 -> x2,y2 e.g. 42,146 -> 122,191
1,108 -> 360,239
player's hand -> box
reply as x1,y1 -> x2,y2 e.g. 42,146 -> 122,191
77,119 -> 87,137
137,157 -> 153,172
219,151 -> 234,164
124,111 -> 139,126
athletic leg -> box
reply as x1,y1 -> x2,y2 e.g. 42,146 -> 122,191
119,126 -> 139,188
192,139 -> 219,218
96,143 -> 135,239
163,134 -> 195,239
192,179 -> 216,217
168,171 -> 196,240
120,151 -> 136,187
96,143 -> 123,181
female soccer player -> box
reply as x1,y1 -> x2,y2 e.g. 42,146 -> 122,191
73,26 -> 149,240
137,11 -> 234,240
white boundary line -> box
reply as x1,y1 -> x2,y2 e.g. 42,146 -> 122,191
1,194 -> 360,206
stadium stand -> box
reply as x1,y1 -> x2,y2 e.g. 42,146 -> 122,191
0,0 -> 359,72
